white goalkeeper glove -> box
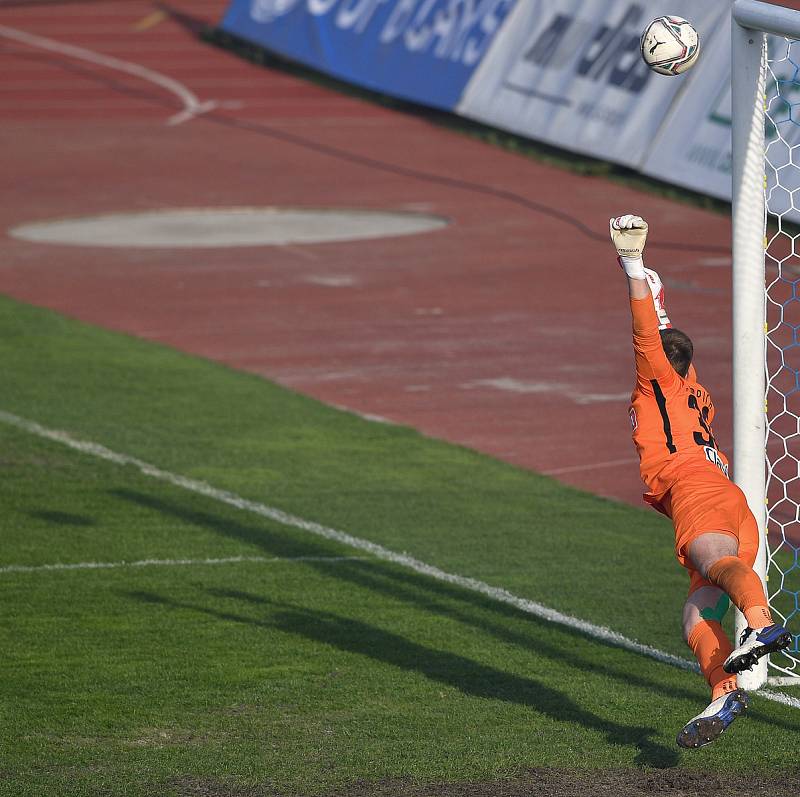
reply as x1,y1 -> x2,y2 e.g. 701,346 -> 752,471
644,267 -> 672,330
610,214 -> 648,280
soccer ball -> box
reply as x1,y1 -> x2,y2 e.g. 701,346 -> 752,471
640,16 -> 699,76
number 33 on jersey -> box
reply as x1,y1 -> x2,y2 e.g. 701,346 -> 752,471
628,293 -> 730,503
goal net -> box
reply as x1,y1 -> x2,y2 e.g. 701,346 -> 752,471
732,0 -> 800,689
762,33 -> 800,683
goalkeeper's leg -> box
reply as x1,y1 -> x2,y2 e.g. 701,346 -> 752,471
684,585 -> 737,700
678,584 -> 747,749
673,483 -> 790,673
688,513 -> 791,673
690,531 -> 773,630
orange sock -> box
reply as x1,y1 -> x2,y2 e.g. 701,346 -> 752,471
687,620 -> 738,700
706,555 -> 773,628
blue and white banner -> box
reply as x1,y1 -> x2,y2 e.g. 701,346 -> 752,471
456,0 -> 731,167
220,0 -> 517,110
643,29 -> 800,224
219,0 -> 799,217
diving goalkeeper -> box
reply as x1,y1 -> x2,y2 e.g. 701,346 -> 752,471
610,214 -> 791,750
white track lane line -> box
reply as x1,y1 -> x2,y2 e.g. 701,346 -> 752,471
542,457 -> 640,476
0,555 -> 364,575
0,408 -> 797,709
0,24 -> 217,126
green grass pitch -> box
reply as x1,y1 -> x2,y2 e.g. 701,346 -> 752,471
2,294 -> 800,796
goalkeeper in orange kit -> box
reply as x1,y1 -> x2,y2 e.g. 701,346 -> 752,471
610,213 -> 791,749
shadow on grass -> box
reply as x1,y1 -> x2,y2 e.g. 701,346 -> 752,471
112,488 -> 800,738
29,509 -> 95,527
127,588 -> 678,768
107,488 -> 693,694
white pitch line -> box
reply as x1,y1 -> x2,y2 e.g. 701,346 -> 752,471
0,24 -> 217,126
0,555 -> 365,575
0,408 -> 797,710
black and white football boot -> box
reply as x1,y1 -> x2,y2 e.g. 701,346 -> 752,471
676,689 -> 749,749
722,624 -> 792,674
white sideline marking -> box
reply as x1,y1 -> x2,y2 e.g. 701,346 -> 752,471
0,24 -> 217,126
0,408 -> 797,710
767,675 -> 800,686
0,555 -> 364,575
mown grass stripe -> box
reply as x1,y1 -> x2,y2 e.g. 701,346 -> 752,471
1,408 -> 797,709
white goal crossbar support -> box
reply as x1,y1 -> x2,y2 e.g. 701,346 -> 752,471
731,0 -> 800,689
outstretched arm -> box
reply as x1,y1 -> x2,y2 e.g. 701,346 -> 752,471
609,215 -> 671,328
610,214 -> 679,389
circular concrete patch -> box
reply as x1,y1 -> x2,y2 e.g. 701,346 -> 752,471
9,207 -> 448,248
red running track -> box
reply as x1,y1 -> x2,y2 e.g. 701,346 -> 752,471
0,0 -> 738,507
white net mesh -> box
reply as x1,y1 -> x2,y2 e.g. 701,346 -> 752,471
763,36 -> 800,680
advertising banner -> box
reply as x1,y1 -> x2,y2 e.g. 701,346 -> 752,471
219,0 -> 517,110
455,0 -> 731,167
219,0 -> 800,220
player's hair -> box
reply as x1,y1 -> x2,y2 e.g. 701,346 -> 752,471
660,328 -> 693,377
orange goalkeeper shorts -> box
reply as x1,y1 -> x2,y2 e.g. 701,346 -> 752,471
660,461 -> 759,596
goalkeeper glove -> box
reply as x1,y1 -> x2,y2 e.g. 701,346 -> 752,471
610,214 -> 648,280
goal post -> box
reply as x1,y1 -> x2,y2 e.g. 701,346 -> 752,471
732,0 -> 800,689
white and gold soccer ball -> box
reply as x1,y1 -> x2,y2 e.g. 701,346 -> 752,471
640,16 -> 699,76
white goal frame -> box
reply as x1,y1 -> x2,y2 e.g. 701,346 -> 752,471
732,0 -> 800,690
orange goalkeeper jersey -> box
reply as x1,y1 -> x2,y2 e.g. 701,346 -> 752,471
628,294 -> 729,509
